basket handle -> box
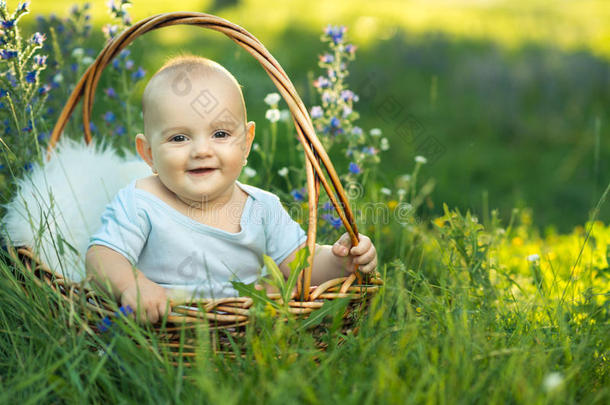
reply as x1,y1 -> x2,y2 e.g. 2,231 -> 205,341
46,12 -> 363,300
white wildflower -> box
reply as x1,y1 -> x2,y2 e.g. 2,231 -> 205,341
243,167 -> 257,178
543,372 -> 564,392
380,187 -> 392,196
71,48 -> 84,58
415,155 -> 427,164
252,143 -> 260,151
370,128 -> 382,136
527,254 -> 540,262
380,137 -> 389,151
265,108 -> 281,123
264,92 -> 281,106
400,174 -> 412,182
279,109 -> 290,122
82,56 -> 94,65
397,188 -> 406,198
53,73 -> 63,83
278,167 -> 289,177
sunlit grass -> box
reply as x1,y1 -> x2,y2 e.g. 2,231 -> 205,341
20,0 -> 610,59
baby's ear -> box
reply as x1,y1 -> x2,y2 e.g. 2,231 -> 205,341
246,121 -> 256,139
243,121 -> 256,153
135,133 -> 154,168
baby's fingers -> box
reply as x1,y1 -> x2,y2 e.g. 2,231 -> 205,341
359,256 -> 378,273
353,246 -> 376,266
146,305 -> 159,324
157,300 -> 169,321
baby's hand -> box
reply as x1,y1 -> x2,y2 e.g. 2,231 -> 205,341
332,232 -> 378,273
120,277 -> 169,323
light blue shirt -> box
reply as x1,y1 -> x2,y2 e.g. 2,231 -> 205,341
88,179 -> 307,299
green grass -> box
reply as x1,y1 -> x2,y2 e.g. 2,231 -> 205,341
1,194 -> 608,403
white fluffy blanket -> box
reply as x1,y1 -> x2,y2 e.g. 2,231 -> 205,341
1,136 -> 151,282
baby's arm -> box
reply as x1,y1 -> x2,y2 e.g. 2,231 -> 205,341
85,245 -> 169,323
278,233 -> 378,285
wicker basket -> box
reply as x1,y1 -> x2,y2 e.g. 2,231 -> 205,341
7,12 -> 383,357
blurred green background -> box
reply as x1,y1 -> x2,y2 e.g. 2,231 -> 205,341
19,0 -> 610,232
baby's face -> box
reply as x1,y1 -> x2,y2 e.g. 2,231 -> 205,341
137,70 -> 254,207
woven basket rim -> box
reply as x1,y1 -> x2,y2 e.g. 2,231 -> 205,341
43,11 -> 377,302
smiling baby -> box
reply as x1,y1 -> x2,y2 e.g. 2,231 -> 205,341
85,55 -> 378,323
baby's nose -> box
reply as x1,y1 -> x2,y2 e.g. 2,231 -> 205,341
190,138 -> 212,157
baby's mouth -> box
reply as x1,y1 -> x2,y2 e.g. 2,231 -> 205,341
188,168 -> 216,175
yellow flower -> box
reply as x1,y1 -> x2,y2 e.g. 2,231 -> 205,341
433,217 -> 445,228
264,302 -> 277,317
512,236 -> 523,246
388,200 -> 398,210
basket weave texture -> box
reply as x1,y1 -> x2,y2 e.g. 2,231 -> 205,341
10,12 -> 383,347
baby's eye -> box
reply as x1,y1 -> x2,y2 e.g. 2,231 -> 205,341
170,134 -> 187,142
213,130 -> 230,139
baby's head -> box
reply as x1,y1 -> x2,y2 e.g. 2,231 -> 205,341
135,55 -> 255,207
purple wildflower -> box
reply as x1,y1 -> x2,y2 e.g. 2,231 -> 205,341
321,91 -> 333,103
34,55 -> 47,66
105,87 -> 117,98
310,106 -> 323,119
362,146 -> 378,155
18,2 -> 30,13
89,122 -> 98,133
30,32 -> 46,46
22,121 -> 33,132
6,72 -> 17,87
345,44 -> 357,54
348,162 -> 361,174
108,0 -> 118,12
114,125 -> 126,136
340,90 -> 355,102
131,67 -> 146,80
324,25 -> 347,44
319,53 -> 334,63
352,126 -> 363,136
25,71 -> 38,84
330,117 -> 340,128
103,111 -> 115,123
102,24 -> 118,39
38,84 -> 51,95
125,60 -> 134,70
0,50 -> 18,60
1,20 -> 16,30
322,213 -> 342,229
313,76 -> 330,89
291,189 -> 304,202
0,89 -> 7,97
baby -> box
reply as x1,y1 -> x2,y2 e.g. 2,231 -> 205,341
85,55 -> 378,323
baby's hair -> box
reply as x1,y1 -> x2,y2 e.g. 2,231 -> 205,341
141,53 -> 247,136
